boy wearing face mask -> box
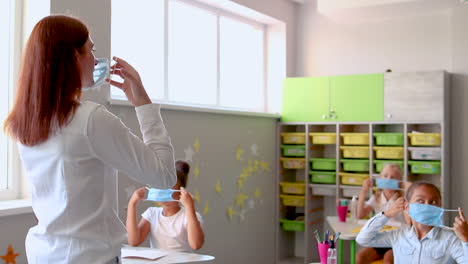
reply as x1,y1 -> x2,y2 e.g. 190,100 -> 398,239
356,164 -> 409,264
356,181 -> 468,263
126,161 -> 205,252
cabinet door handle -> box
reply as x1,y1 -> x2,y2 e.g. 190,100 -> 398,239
386,113 -> 393,118
322,114 -> 328,119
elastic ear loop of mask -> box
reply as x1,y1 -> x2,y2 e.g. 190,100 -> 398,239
443,209 -> 462,230
108,58 -> 118,84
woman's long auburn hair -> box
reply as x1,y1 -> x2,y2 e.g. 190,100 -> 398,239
3,15 -> 89,146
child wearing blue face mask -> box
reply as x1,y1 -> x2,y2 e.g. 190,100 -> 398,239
126,161 -> 205,252
356,181 -> 468,263
356,164 -> 409,264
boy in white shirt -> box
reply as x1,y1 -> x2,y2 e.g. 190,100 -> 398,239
126,161 -> 205,252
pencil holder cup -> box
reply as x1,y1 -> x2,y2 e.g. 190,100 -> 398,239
317,242 -> 330,264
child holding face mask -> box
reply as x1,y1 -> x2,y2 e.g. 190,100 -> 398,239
356,181 -> 468,263
126,160 -> 205,252
356,164 -> 410,264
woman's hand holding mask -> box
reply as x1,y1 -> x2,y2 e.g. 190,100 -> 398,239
108,56 -> 151,107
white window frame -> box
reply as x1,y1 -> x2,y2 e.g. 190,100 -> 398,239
0,0 -> 24,201
110,0 -> 285,117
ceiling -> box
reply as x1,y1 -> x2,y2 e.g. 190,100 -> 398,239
287,0 -> 467,22
318,0 -> 461,10
315,0 -> 464,23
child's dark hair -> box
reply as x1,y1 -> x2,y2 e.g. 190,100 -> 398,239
405,181 -> 441,201
176,160 -> 190,188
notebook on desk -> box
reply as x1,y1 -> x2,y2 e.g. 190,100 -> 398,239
121,246 -> 168,260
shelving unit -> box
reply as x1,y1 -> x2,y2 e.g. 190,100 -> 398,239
277,70 -> 449,264
276,121 -> 448,264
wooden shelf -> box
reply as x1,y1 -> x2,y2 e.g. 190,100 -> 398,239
309,184 -> 335,189
340,185 -> 362,190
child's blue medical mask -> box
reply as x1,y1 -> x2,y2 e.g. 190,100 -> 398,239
83,58 -> 110,90
146,188 -> 181,202
376,178 -> 401,190
409,203 -> 458,228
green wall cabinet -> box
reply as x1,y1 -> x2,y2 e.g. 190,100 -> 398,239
281,74 -> 384,122
281,77 -> 329,122
330,74 -> 383,122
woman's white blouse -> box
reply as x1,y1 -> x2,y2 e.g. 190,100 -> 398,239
18,101 -> 177,264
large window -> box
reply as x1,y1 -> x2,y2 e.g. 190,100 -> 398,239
0,0 -> 13,192
112,0 -> 165,101
1,0 -> 49,200
111,0 -> 269,113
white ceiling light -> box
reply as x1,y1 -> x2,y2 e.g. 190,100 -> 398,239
318,0 -> 417,12
317,0 -> 462,23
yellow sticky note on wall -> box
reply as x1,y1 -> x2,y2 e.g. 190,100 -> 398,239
194,138 -> 200,152
215,180 -> 223,194
236,193 -> 249,208
193,165 -> 200,179
203,201 -> 210,216
261,161 -> 271,171
236,146 -> 244,161
227,206 -> 237,220
193,190 -> 201,204
237,178 -> 245,190
254,188 -> 263,199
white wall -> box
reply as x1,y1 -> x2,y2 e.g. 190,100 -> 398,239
297,0 -> 452,76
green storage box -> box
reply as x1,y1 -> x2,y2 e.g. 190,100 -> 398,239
408,161 -> 441,174
341,159 -> 369,172
309,171 -> 336,184
310,158 -> 336,171
374,133 -> 404,146
374,160 -> 404,172
280,218 -> 305,232
281,145 -> 306,157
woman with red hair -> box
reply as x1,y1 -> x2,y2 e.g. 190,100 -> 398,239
3,15 -> 176,263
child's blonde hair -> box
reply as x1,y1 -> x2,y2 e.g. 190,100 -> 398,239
380,163 -> 403,179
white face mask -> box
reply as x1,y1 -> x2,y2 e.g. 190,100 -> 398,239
83,58 -> 110,90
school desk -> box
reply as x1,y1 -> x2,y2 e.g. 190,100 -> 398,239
326,216 -> 401,264
326,216 -> 365,264
121,246 -> 215,264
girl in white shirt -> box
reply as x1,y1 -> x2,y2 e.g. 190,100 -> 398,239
356,164 -> 409,264
3,15 -> 176,264
126,161 -> 205,252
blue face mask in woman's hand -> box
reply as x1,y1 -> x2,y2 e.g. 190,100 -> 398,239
83,58 -> 110,90
146,188 -> 181,202
376,178 -> 401,190
409,203 -> 458,228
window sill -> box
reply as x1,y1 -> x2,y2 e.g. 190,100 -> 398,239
109,98 -> 281,119
0,199 -> 33,218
